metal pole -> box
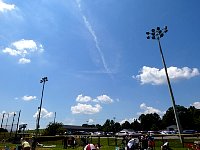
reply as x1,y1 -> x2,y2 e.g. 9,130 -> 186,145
157,38 -> 183,143
1,113 -> 5,128
5,113 -> 9,130
15,110 -> 21,137
54,112 -> 56,123
10,113 -> 16,137
35,77 -> 48,138
36,81 -> 45,137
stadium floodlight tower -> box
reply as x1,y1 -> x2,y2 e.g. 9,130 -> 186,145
35,77 -> 48,138
146,26 -> 183,143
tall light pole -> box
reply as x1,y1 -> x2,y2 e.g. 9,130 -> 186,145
35,77 -> 48,138
1,113 -> 5,128
10,112 -> 16,137
53,112 -> 56,124
146,26 -> 183,143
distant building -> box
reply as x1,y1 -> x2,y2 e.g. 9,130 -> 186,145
62,125 -> 98,134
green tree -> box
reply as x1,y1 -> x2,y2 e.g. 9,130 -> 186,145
131,119 -> 141,131
121,121 -> 131,129
102,119 -> 111,132
139,113 -> 161,131
114,122 -> 121,133
42,122 -> 64,136
0,128 -> 8,132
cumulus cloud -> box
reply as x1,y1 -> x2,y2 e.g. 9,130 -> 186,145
88,118 -> 94,124
2,39 -> 44,64
191,102 -> 200,109
71,103 -> 102,114
94,95 -> 114,104
133,66 -> 200,85
0,0 -> 15,12
119,117 -> 138,125
76,94 -> 92,103
0,111 -> 17,120
22,95 -> 37,101
33,108 -> 53,118
137,103 -> 165,116
75,94 -> 114,104
18,58 -> 31,64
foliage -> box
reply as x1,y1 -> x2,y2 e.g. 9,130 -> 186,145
0,128 -> 8,132
93,105 -> 200,132
42,122 -> 64,136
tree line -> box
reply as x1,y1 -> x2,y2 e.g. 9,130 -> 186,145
42,105 -> 200,136
83,105 -> 200,132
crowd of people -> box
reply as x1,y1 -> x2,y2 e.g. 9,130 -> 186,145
120,135 -> 155,150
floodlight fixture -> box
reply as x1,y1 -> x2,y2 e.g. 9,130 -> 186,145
146,26 -> 168,40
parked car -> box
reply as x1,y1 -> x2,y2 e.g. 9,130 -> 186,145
182,130 -> 197,134
115,131 -> 129,136
148,131 -> 161,136
160,130 -> 176,135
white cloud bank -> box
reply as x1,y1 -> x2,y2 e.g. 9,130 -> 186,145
2,39 -> 44,64
72,94 -> 114,114
88,119 -> 94,124
95,95 -> 114,104
33,108 -> 53,118
22,95 -> 37,101
71,103 -> 102,114
76,94 -> 92,103
76,94 -> 114,104
133,66 -> 200,85
137,103 -> 165,116
0,0 -> 15,12
191,102 -> 200,109
119,117 -> 138,125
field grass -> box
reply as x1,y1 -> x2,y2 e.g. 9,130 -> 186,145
0,136 -> 197,150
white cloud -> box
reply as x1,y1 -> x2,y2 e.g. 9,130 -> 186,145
119,117 -> 138,125
0,0 -> 15,12
18,58 -> 31,64
2,39 -> 44,64
94,95 -> 114,104
88,118 -> 94,124
71,103 -> 102,114
0,111 -> 17,119
76,94 -> 92,103
2,48 -> 19,56
75,94 -> 114,104
137,103 -> 165,116
33,108 -> 53,118
22,95 -> 37,101
191,102 -> 200,109
133,66 -> 200,85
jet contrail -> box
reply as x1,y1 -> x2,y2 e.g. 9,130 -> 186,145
75,0 -> 111,74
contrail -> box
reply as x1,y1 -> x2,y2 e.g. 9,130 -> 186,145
75,0 -> 111,74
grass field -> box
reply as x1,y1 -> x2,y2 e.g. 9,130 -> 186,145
0,137 -> 195,150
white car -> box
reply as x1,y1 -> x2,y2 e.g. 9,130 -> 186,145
115,131 -> 129,136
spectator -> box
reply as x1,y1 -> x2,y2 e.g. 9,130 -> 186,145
21,138 -> 31,150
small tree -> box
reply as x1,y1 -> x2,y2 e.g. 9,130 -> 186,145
42,122 -> 64,136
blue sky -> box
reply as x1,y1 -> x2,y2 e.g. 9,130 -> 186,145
0,0 -> 200,130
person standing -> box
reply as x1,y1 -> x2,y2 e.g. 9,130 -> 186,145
21,138 -> 31,150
